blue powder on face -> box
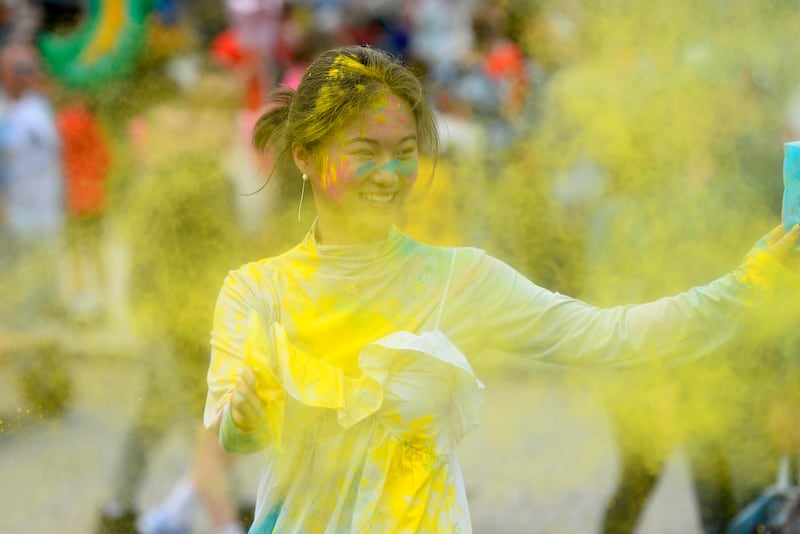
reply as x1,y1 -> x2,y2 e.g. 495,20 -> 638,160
356,159 -> 416,179
783,141 -> 800,231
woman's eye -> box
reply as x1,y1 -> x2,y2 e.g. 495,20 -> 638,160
351,150 -> 375,158
397,148 -> 417,159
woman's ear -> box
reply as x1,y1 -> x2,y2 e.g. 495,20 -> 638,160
292,143 -> 314,178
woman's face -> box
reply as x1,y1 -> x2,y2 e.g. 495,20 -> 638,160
305,92 -> 419,243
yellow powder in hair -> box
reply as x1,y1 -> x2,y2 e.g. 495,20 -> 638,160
316,54 -> 375,114
332,54 -> 372,76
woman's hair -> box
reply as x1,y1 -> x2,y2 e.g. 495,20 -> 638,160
252,45 -> 439,179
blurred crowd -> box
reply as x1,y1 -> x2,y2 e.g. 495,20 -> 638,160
1,1 -> 800,533
0,0 -> 552,328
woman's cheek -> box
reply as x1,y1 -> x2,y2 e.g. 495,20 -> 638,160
397,159 -> 418,187
322,159 -> 356,202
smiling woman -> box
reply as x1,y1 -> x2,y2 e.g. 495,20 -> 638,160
251,46 -> 438,244
203,45 -> 800,534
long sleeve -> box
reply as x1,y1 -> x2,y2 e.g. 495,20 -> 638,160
204,263 -> 276,453
451,248 -> 781,368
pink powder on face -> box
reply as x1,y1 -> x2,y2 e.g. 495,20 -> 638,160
322,156 -> 353,202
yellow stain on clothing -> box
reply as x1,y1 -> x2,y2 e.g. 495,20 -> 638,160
358,436 -> 453,533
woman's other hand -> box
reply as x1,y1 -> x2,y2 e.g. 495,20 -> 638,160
230,365 -> 267,432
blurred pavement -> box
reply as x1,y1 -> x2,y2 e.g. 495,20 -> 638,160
0,352 -> 703,533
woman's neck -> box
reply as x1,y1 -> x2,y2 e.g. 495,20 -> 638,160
314,216 -> 391,245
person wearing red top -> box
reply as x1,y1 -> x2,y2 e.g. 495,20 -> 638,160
56,93 -> 111,318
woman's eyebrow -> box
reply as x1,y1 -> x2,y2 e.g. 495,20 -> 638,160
344,137 -> 378,146
397,134 -> 418,144
344,134 -> 418,146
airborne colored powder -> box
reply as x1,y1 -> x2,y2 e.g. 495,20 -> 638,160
3,1 -> 800,532
456,2 -> 800,528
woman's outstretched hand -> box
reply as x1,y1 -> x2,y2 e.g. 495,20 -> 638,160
760,224 -> 800,269
734,224 -> 800,300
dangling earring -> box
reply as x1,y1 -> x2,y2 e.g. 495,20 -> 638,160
298,173 -> 308,222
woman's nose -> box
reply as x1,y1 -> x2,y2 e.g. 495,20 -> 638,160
370,160 -> 400,185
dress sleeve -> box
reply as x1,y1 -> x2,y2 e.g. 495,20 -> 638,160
204,263 -> 275,451
456,247 -> 792,367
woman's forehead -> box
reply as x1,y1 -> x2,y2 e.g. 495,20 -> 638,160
337,93 -> 416,140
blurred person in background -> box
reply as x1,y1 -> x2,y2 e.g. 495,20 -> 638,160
435,0 -> 535,254
0,0 -> 41,46
209,9 -> 324,257
403,0 -> 475,87
223,0 -> 284,111
0,41 -> 64,329
467,1 -> 528,149
95,72 -> 253,534
181,0 -> 229,47
343,1 -> 408,58
55,89 -> 112,322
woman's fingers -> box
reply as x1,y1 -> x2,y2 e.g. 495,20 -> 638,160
769,224 -> 800,264
763,224 -> 787,246
235,375 -> 262,411
229,363 -> 284,431
241,364 -> 259,390
230,398 -> 263,431
230,366 -> 266,431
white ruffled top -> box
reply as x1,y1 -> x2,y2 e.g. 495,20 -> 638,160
205,224 -> 782,533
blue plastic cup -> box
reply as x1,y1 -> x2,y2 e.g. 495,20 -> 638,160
783,141 -> 800,232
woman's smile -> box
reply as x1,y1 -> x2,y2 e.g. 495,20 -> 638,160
359,190 -> 398,204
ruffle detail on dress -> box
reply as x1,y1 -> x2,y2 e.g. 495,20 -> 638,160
359,330 -> 485,455
242,310 -> 484,455
242,311 -> 384,450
